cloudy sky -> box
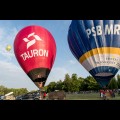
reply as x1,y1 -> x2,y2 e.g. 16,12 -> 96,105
2,20 -> 116,91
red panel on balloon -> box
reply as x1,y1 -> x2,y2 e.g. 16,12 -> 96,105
14,25 -> 56,74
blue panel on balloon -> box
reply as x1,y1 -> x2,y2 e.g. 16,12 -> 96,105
68,20 -> 120,87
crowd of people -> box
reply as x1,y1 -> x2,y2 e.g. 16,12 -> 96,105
100,89 -> 115,100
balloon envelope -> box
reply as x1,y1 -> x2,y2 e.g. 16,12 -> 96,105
6,45 -> 12,51
14,25 -> 56,89
68,20 -> 120,87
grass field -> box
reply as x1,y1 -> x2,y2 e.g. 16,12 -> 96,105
65,92 -> 120,100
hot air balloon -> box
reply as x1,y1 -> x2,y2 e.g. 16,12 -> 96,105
6,44 -> 12,51
68,20 -> 120,88
14,25 -> 56,98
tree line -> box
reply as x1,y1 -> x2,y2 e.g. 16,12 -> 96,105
0,85 -> 28,96
1,73 -> 120,96
44,73 -> 120,93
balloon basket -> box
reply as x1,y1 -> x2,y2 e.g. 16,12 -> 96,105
39,88 -> 46,100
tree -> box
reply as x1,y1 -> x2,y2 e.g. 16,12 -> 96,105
56,80 -> 64,90
0,85 -> 6,95
71,74 -> 77,81
0,85 -> 29,96
117,74 -> 120,88
64,73 -> 71,81
63,73 -> 72,92
0,85 -> 9,95
77,77 -> 84,91
47,82 -> 57,92
108,77 -> 118,89
71,74 -> 79,92
80,76 -> 91,91
87,76 -> 100,90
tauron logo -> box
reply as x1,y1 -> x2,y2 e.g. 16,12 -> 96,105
23,32 -> 42,49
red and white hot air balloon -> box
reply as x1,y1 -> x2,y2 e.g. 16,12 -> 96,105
14,25 -> 56,90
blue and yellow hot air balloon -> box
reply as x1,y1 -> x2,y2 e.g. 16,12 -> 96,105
68,20 -> 120,88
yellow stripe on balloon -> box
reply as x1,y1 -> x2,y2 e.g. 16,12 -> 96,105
79,47 -> 120,63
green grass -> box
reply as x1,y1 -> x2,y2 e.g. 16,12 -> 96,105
66,92 -> 120,100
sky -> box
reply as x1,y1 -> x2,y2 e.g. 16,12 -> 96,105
2,20 -> 119,91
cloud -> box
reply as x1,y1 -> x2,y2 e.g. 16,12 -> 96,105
0,28 -> 5,40
0,20 -> 91,92
0,26 -> 18,62
0,59 -> 71,91
0,26 -> 17,42
69,60 -> 76,64
46,67 -> 70,85
0,44 -> 14,61
0,60 -> 72,91
0,60 -> 38,91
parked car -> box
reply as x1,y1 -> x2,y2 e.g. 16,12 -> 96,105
16,91 -> 41,100
0,95 -> 5,100
16,93 -> 34,100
